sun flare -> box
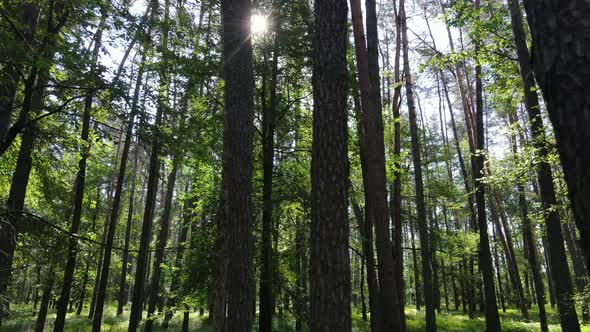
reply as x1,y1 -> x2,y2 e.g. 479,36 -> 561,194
251,14 -> 268,34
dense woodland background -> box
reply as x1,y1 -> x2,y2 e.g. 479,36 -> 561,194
0,0 -> 589,331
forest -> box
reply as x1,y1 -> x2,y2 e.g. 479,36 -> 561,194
0,0 -> 589,331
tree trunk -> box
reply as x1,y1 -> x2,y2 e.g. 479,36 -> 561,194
163,184 -> 193,327
117,143 -> 141,315
218,0 -> 256,330
400,0 -> 436,329
350,0 -> 402,329
519,1 -> 584,330
259,27 -> 280,332
391,0 -> 405,327
523,0 -> 590,275
53,5 -> 101,328
472,2 -> 501,327
94,12 -> 156,332
0,4 -> 60,321
35,267 -> 55,332
310,0 -> 351,330
144,158 -> 180,332
351,197 -> 379,332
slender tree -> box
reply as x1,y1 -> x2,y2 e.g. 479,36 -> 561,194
350,0 -> 402,329
400,0 -> 436,329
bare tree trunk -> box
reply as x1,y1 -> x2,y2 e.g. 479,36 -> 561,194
523,0 -> 590,276
350,0 -> 402,329
472,2 -> 500,328
400,1 -> 436,329
310,0 -> 351,329
218,0 -> 256,330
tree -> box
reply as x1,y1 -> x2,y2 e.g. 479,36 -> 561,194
523,0 -> 590,275
400,0 -> 436,329
309,0 -> 351,330
216,0 -> 256,330
350,0 -> 402,329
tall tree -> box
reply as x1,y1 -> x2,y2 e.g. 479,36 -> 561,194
259,24 -> 280,332
128,0 -> 170,329
518,1 -> 584,330
522,0 -> 590,273
0,2 -> 63,323
350,0 -> 402,329
217,0 -> 256,329
144,158 -> 180,332
400,0 -> 436,329
472,2 -> 501,329
309,0 -> 351,330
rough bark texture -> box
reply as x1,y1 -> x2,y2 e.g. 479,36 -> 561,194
522,1 -> 584,330
523,0 -> 590,276
350,0 -> 402,329
310,0 -> 351,330
219,0 -> 256,330
400,0 -> 436,329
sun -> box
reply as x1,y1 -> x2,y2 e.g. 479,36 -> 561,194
251,14 -> 268,35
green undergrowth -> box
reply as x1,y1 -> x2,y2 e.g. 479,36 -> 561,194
2,304 -> 590,331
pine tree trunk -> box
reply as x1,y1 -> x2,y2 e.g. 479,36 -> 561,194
350,0 -> 402,328
391,1 -> 405,327
519,1 -> 584,330
310,0 -> 351,329
259,28 -> 280,332
117,144 -> 141,316
472,2 -> 501,327
523,0 -> 590,274
400,0 -> 436,329
218,0 -> 256,330
94,13 -> 156,332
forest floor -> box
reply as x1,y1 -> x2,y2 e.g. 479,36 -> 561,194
2,304 -> 590,331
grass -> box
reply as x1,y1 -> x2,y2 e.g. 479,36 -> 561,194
2,304 -> 590,331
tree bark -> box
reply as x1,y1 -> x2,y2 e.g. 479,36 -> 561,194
259,27 -> 280,332
472,2 -> 501,328
523,0 -> 590,276
519,1 -> 584,330
218,0 -> 256,330
400,0 -> 436,329
310,0 -> 351,330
